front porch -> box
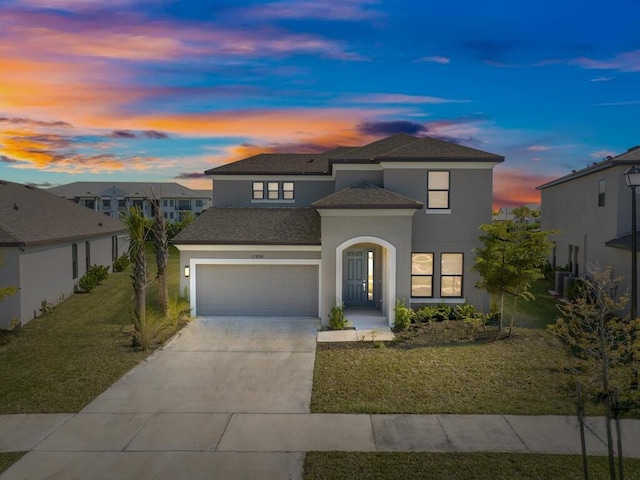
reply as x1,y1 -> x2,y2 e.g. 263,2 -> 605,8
316,308 -> 395,342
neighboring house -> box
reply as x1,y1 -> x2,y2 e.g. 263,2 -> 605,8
537,146 -> 640,305
0,180 -> 128,329
47,182 -> 212,224
174,133 -> 504,326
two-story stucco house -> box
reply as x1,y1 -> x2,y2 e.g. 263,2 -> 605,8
0,180 -> 128,329
173,133 -> 504,326
48,182 -> 211,224
537,145 -> 640,308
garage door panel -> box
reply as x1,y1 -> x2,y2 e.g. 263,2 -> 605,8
196,264 -> 319,317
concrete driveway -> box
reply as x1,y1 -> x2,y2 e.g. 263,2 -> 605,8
84,316 -> 319,414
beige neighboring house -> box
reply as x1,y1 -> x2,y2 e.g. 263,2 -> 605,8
174,133 -> 504,326
537,145 -> 640,305
47,182 -> 212,224
0,180 -> 128,329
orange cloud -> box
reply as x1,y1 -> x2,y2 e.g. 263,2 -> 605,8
493,166 -> 557,207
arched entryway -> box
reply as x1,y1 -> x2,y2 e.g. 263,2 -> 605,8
336,236 -> 396,325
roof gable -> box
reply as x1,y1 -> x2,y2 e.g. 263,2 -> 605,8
0,180 -> 126,246
377,136 -> 504,161
312,182 -> 423,209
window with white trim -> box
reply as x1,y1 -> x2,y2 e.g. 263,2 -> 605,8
252,182 -> 264,199
283,182 -> 295,200
252,181 -> 295,201
411,253 -> 433,297
440,253 -> 463,297
427,171 -> 450,209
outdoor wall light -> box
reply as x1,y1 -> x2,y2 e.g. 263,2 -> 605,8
184,265 -> 190,277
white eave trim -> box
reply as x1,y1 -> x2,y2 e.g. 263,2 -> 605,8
316,208 -> 418,217
175,244 -> 321,251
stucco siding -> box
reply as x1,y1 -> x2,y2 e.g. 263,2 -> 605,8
0,235 -> 123,329
212,178 -> 334,207
0,248 -> 20,329
319,213 -> 413,325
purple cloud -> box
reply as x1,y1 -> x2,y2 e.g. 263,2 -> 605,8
0,117 -> 72,128
111,130 -> 137,138
142,130 -> 168,139
357,120 -> 426,136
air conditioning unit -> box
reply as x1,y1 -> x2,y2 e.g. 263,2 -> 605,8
555,271 -> 572,296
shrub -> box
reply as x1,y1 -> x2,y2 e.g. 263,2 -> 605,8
328,301 -> 347,330
78,264 -> 110,293
167,296 -> 192,326
78,273 -> 98,293
393,299 -> 414,331
132,310 -> 170,351
451,303 -> 477,320
112,255 -> 130,273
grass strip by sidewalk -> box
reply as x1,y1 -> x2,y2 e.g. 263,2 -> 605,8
0,247 -> 182,414
311,330 -> 583,415
304,452 -> 640,480
0,452 -> 25,475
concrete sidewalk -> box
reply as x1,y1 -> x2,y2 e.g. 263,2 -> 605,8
1,412 -> 639,478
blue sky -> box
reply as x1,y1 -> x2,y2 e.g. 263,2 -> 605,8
1,0 -> 639,205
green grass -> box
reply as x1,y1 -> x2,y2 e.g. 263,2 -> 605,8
504,279 -> 561,329
303,452 -> 640,480
311,329 -> 584,415
0,452 -> 25,475
0,246 -> 184,414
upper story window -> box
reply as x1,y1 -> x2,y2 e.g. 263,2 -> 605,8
177,199 -> 191,210
441,253 -> 463,297
195,200 -> 204,207
252,182 -> 295,201
598,179 -> 605,207
411,253 -> 433,298
427,171 -> 450,209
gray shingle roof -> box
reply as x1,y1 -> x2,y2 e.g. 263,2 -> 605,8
0,180 -> 126,246
173,207 -> 320,245
206,134 -> 503,176
537,145 -> 640,190
47,182 -> 209,199
312,183 -> 423,209
376,136 -> 505,161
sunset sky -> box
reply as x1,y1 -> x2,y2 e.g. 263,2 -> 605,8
1,0 -> 639,206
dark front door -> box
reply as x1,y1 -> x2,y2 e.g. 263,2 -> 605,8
344,248 -> 374,307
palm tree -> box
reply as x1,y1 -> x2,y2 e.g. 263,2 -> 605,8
150,196 -> 169,315
121,206 -> 149,347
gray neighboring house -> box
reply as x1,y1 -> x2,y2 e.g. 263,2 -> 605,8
537,146 -> 640,306
173,133 -> 504,326
0,180 -> 128,329
47,182 -> 212,224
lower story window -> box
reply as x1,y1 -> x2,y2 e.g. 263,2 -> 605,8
441,253 -> 463,297
411,253 -> 433,297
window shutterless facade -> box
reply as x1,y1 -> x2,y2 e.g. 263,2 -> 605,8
252,181 -> 295,201
85,241 -> 91,271
440,253 -> 463,297
411,252 -> 434,297
427,171 -> 450,209
598,179 -> 605,207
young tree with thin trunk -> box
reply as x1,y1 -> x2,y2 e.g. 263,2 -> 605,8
548,264 -> 640,480
150,195 -> 169,316
472,219 -> 554,335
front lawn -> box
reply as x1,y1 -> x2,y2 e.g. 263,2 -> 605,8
311,327 -> 580,415
0,246 -> 185,414
304,452 -> 640,480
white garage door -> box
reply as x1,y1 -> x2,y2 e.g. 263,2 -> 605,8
196,264 -> 319,316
